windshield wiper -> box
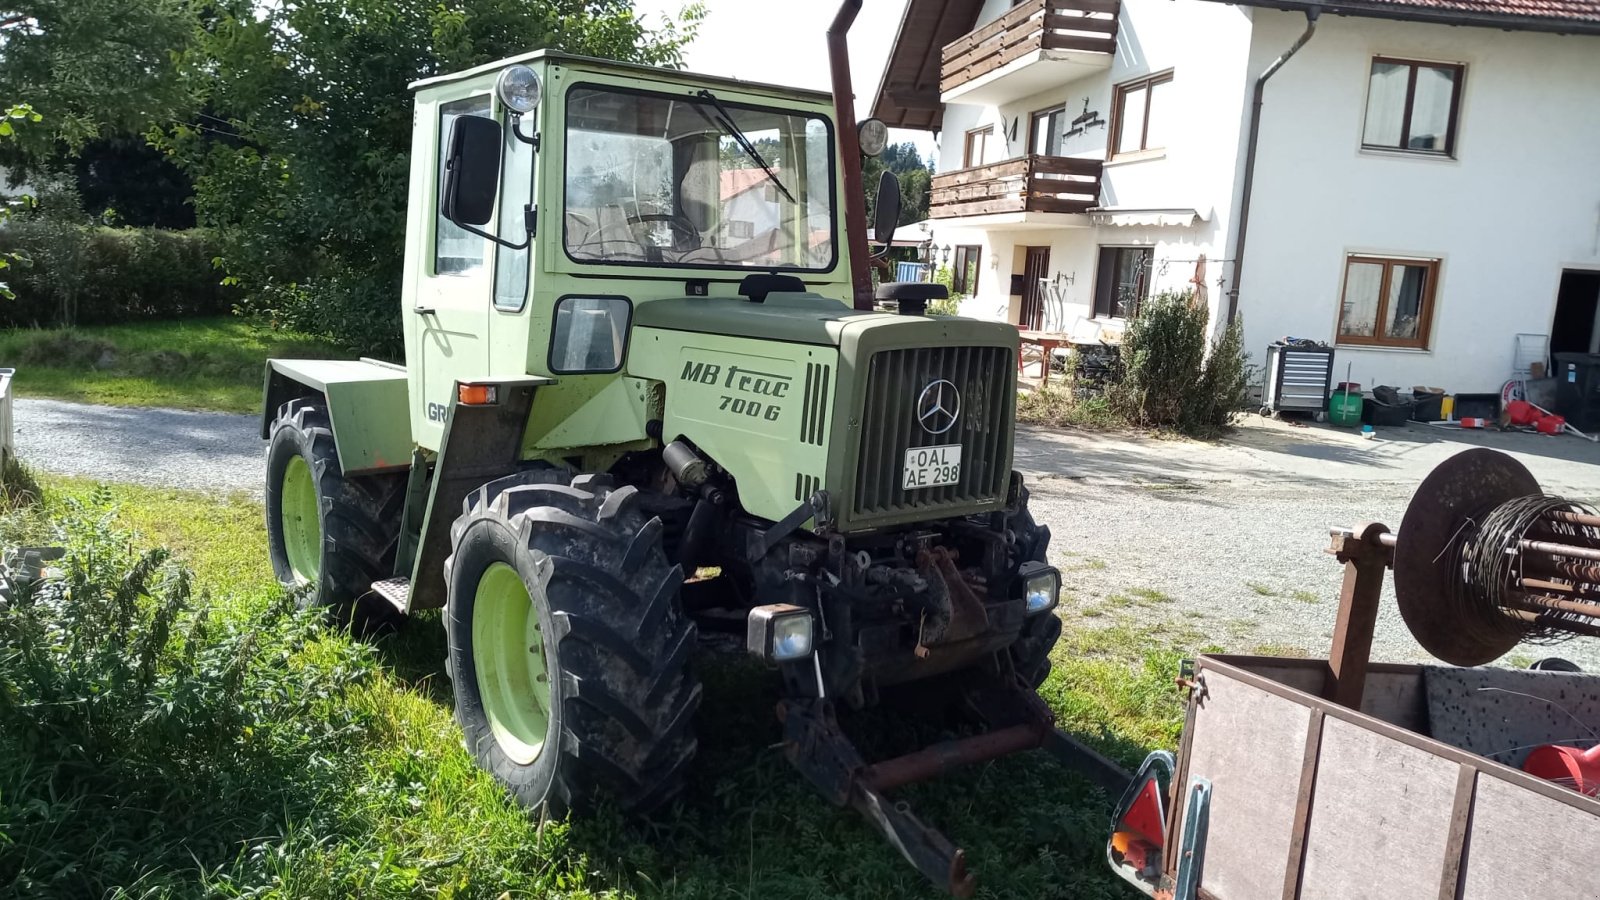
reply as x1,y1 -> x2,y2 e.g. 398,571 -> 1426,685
695,89 -> 798,205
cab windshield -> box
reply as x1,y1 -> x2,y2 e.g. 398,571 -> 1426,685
563,85 -> 836,271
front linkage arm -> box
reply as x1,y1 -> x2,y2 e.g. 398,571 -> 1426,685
778,678 -> 1133,896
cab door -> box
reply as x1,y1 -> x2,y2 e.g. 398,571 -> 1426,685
414,93 -> 493,449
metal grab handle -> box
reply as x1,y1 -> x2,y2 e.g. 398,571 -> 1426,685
413,306 -> 436,316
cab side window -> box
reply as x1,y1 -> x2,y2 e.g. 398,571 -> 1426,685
493,106 -> 535,310
435,96 -> 492,275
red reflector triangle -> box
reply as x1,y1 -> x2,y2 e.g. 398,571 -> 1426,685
1122,778 -> 1166,848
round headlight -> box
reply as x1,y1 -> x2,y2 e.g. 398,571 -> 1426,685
495,65 -> 541,115
857,118 -> 889,157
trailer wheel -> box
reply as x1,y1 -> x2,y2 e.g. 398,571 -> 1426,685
264,398 -> 404,629
444,470 -> 701,815
1008,485 -> 1061,688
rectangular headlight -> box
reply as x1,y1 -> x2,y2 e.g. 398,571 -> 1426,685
1019,561 -> 1060,616
747,603 -> 815,662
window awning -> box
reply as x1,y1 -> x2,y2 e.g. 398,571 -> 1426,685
1088,208 -> 1203,228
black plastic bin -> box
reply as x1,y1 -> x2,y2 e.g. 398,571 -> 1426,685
1362,399 -> 1413,427
1554,353 -> 1600,433
1411,389 -> 1444,422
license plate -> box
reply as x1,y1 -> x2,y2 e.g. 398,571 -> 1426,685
902,444 -> 962,490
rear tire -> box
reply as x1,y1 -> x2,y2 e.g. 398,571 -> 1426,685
444,470 -> 701,815
1007,485 -> 1061,688
264,398 -> 405,630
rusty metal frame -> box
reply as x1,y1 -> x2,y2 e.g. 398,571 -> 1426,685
781,674 -> 1130,897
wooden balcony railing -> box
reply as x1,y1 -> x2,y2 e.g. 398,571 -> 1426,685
929,154 -> 1102,219
940,0 -> 1120,95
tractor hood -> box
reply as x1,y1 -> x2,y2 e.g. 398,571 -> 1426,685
632,293 -> 1020,351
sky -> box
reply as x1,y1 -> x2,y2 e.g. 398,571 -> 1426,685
631,0 -> 940,165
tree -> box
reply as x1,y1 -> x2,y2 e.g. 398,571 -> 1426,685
863,141 -> 931,229
163,0 -> 704,352
0,1 -> 195,159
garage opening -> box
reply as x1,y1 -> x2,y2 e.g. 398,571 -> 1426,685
1551,269 -> 1600,356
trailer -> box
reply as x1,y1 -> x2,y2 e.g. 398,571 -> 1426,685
1108,450 -> 1600,900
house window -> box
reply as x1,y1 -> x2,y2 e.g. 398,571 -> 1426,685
1029,107 -> 1065,157
1337,255 -> 1439,348
1093,246 -> 1152,318
952,245 -> 981,296
1362,58 -> 1463,155
727,220 -> 755,240
963,127 -> 993,168
1110,71 -> 1174,158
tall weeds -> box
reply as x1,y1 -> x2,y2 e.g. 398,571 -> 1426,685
0,492 -> 376,896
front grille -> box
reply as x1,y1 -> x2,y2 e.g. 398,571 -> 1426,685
852,345 -> 1014,519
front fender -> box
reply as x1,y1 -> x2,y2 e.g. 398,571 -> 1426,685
262,358 -> 413,474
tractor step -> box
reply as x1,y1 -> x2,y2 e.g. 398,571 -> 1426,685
779,679 -> 1131,897
370,576 -> 412,613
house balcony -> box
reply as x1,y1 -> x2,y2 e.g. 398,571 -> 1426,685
940,0 -> 1119,107
929,154 -> 1102,227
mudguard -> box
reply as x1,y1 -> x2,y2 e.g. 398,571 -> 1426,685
261,358 -> 413,475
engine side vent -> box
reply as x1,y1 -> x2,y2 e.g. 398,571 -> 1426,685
794,472 -> 821,502
799,362 -> 830,446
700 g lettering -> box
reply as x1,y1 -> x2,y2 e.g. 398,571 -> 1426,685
719,395 -> 781,421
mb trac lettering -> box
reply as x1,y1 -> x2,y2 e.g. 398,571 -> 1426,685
680,359 -> 792,423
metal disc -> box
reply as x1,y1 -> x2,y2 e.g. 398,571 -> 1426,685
1394,448 -> 1541,666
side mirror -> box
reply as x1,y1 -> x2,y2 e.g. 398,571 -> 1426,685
872,170 -> 901,257
442,114 -> 503,227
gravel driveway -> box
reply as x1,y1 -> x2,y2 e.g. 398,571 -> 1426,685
15,397 -> 1600,667
15,398 -> 262,495
1018,417 -> 1600,669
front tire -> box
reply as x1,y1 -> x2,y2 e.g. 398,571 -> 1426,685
444,470 -> 701,815
264,398 -> 404,629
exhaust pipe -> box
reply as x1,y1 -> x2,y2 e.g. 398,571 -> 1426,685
827,0 -> 874,311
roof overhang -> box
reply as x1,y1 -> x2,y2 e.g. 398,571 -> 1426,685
930,211 -> 1095,232
871,0 -> 985,131
1199,0 -> 1600,37
1088,207 -> 1204,228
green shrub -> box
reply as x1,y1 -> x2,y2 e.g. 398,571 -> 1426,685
0,492 -> 377,895
0,222 -> 235,328
0,454 -> 43,510
1111,291 -> 1249,437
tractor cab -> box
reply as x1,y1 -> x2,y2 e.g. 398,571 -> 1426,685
401,52 -> 858,458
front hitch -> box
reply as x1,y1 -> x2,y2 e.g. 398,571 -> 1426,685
777,678 -> 1132,896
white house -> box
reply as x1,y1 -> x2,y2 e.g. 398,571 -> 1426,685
873,0 -> 1600,392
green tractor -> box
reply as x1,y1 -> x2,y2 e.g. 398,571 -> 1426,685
260,2 -> 1124,893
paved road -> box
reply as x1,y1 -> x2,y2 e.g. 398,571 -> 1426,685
15,398 -> 262,495
16,397 -> 1600,666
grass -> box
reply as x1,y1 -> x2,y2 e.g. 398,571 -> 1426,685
1246,582 -> 1276,597
0,477 -> 1194,899
0,316 -> 350,413
1016,385 -> 1124,431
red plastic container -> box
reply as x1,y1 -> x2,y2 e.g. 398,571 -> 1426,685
1536,414 -> 1567,435
1523,742 -> 1600,796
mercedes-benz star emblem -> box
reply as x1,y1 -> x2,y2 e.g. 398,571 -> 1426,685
916,379 -> 961,435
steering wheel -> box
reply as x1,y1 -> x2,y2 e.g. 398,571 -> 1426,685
625,213 -> 702,253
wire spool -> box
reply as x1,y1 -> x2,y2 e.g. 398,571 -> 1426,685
1394,449 -> 1600,666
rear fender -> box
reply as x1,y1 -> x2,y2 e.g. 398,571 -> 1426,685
262,358 -> 413,475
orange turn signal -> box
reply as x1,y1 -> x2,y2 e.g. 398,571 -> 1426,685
457,383 -> 498,406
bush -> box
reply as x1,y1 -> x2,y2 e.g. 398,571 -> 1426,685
0,222 -> 235,327
1111,291 -> 1249,437
0,492 -> 377,895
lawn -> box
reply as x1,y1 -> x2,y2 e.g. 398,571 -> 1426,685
1,477 -> 1188,899
0,317 -> 351,413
